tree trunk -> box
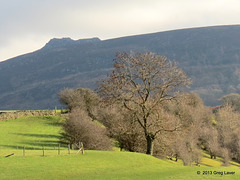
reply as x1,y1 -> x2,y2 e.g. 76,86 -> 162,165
146,134 -> 154,155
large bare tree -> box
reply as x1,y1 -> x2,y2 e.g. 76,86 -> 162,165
98,52 -> 191,155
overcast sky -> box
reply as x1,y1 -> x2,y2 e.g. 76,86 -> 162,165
1,0 -> 240,61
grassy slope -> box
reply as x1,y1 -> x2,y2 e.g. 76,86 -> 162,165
0,116 -> 240,180
0,116 -> 62,150
0,151 -> 240,180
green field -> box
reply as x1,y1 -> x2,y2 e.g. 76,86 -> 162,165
0,116 -> 62,150
0,116 -> 240,180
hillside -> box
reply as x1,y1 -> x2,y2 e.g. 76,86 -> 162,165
1,25 -> 240,109
0,116 -> 240,180
1,151 -> 239,180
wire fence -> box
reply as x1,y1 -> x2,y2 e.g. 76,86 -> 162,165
1,143 -> 84,157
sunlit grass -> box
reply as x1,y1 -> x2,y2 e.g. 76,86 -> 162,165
1,150 -> 240,180
0,116 -> 63,150
1,115 -> 240,180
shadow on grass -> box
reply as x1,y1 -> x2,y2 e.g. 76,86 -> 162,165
1,132 -> 70,150
0,145 -> 44,150
229,161 -> 240,167
13,133 -> 61,139
200,163 -> 214,167
0,142 -> 68,150
39,115 -> 64,127
4,133 -> 64,149
45,121 -> 63,127
0,145 -> 25,149
20,140 -> 62,148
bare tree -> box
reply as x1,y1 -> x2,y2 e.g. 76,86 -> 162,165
61,108 -> 112,150
201,127 -> 220,159
98,104 -> 146,152
215,106 -> 240,164
163,93 -> 212,165
59,88 -> 100,120
98,52 -> 191,155
220,93 -> 240,112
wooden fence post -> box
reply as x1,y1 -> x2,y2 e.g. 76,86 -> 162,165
58,144 -> 60,155
23,146 -> 25,157
68,144 -> 70,154
43,145 -> 45,157
81,142 -> 84,155
76,142 -> 84,155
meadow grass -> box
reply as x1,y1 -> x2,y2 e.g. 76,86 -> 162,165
0,115 -> 240,180
0,150 -> 240,180
0,116 -> 63,150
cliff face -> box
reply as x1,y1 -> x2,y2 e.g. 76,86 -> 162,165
42,37 -> 101,49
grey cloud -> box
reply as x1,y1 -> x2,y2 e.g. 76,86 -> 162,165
0,0 -> 240,61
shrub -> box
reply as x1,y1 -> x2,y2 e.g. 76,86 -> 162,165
61,108 -> 112,150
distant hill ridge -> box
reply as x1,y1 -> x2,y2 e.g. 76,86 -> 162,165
1,25 -> 240,110
42,37 -> 101,49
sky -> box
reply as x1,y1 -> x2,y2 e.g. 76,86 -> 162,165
0,0 -> 240,62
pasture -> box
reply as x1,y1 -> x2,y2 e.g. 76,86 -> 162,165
0,116 -> 62,150
0,115 -> 240,180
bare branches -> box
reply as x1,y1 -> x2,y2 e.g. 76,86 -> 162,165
98,52 -> 191,154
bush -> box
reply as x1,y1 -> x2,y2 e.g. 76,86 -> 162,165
61,108 -> 112,150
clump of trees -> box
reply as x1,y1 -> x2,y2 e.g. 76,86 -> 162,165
214,106 -> 240,165
141,93 -> 215,165
97,104 -> 146,152
61,108 -> 112,150
58,52 -> 240,166
98,52 -> 191,155
220,93 -> 240,111
59,88 -> 100,120
59,88 -> 111,150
